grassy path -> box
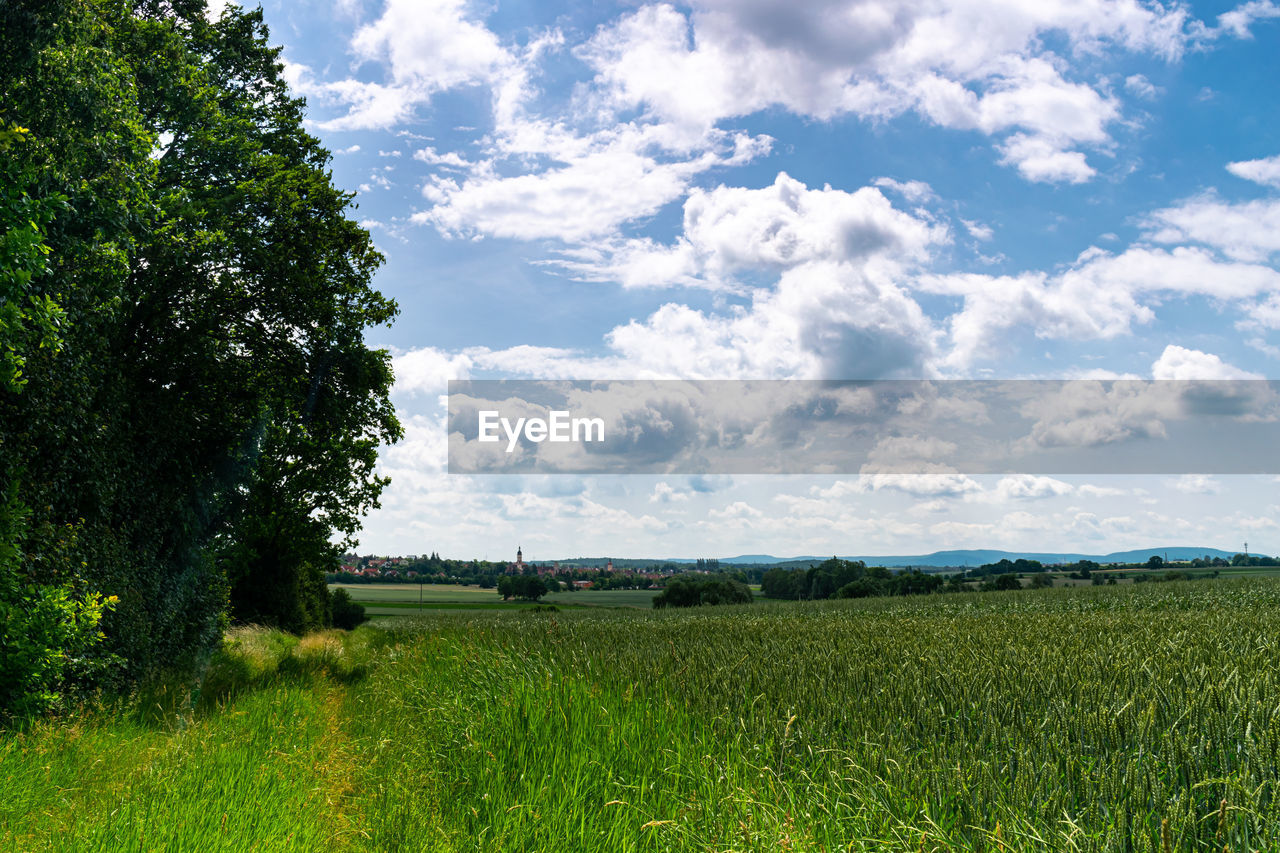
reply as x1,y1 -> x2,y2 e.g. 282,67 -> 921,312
0,632 -> 372,852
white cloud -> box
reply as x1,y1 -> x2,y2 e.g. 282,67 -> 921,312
708,501 -> 764,521
1123,73 -> 1160,99
989,475 -> 1075,500
1227,154 -> 1280,189
1151,345 -> 1263,380
416,127 -> 770,242
604,259 -> 940,378
1077,483 -> 1132,498
998,133 -> 1095,183
816,474 -> 982,498
961,219 -> 995,241
873,177 -> 936,204
1206,1 -> 1280,40
650,482 -> 691,503
1171,474 -> 1221,494
205,0 -> 235,22
323,0 -> 510,131
414,147 -> 472,168
391,346 -> 474,398
1143,194 -> 1280,262
575,1 -> 1184,184
928,245 -> 1280,370
563,172 -> 945,287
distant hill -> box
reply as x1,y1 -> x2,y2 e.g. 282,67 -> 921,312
551,547 -> 1251,570
728,547 -> 1247,569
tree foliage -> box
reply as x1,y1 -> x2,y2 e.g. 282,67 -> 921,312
0,0 -> 399,715
497,575 -> 549,601
653,576 -> 752,609
761,558 -> 943,601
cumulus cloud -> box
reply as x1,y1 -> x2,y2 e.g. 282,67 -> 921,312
574,1 -> 1183,184
293,0 -> 511,131
392,346 -> 474,398
650,482 -> 691,503
989,474 -> 1075,500
1151,345 -> 1263,380
1143,194 -> 1280,262
556,172 -> 946,287
927,245 -> 1280,370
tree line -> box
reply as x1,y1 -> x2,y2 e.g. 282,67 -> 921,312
761,558 -> 944,601
1,0 -> 395,718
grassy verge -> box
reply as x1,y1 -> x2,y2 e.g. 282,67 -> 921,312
0,627 -> 378,852
6,581 -> 1280,850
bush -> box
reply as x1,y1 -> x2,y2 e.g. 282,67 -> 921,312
330,588 -> 367,630
0,494 -> 117,720
981,573 -> 1022,592
653,577 -> 752,609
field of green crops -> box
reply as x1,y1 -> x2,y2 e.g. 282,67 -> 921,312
5,579 -> 1280,851
333,583 -> 660,616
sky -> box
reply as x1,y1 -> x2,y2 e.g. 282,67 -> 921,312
231,0 -> 1280,560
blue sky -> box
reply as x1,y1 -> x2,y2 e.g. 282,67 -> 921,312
232,0 -> 1280,559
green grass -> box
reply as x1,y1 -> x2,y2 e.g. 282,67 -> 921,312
333,582 -> 660,611
543,587 -> 659,608
0,627 -> 377,852
332,583 -> 501,603
7,580 -> 1280,850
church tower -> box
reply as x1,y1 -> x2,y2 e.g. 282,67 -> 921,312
516,545 -> 523,568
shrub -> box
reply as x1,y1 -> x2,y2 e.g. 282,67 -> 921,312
653,577 -> 752,609
330,588 -> 367,630
0,493 -> 117,720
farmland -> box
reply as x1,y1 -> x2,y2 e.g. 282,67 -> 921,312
332,583 -> 661,615
5,579 -> 1280,850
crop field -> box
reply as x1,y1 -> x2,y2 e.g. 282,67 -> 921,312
333,582 -> 660,614
6,580 -> 1280,851
543,587 -> 660,608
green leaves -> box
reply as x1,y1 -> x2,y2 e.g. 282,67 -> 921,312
0,0 -> 400,709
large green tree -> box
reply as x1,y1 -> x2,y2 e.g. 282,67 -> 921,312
0,0 -> 400,711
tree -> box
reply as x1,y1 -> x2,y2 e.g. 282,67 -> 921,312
497,575 -> 548,601
982,574 -> 1022,592
653,576 -> 752,608
0,0 -> 399,707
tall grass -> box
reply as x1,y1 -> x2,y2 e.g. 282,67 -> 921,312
0,625 -> 377,852
349,581 -> 1280,851
5,580 -> 1280,851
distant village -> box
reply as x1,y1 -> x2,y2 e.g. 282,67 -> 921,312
330,547 -> 709,590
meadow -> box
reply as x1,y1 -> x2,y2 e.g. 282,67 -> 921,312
5,580 -> 1280,851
